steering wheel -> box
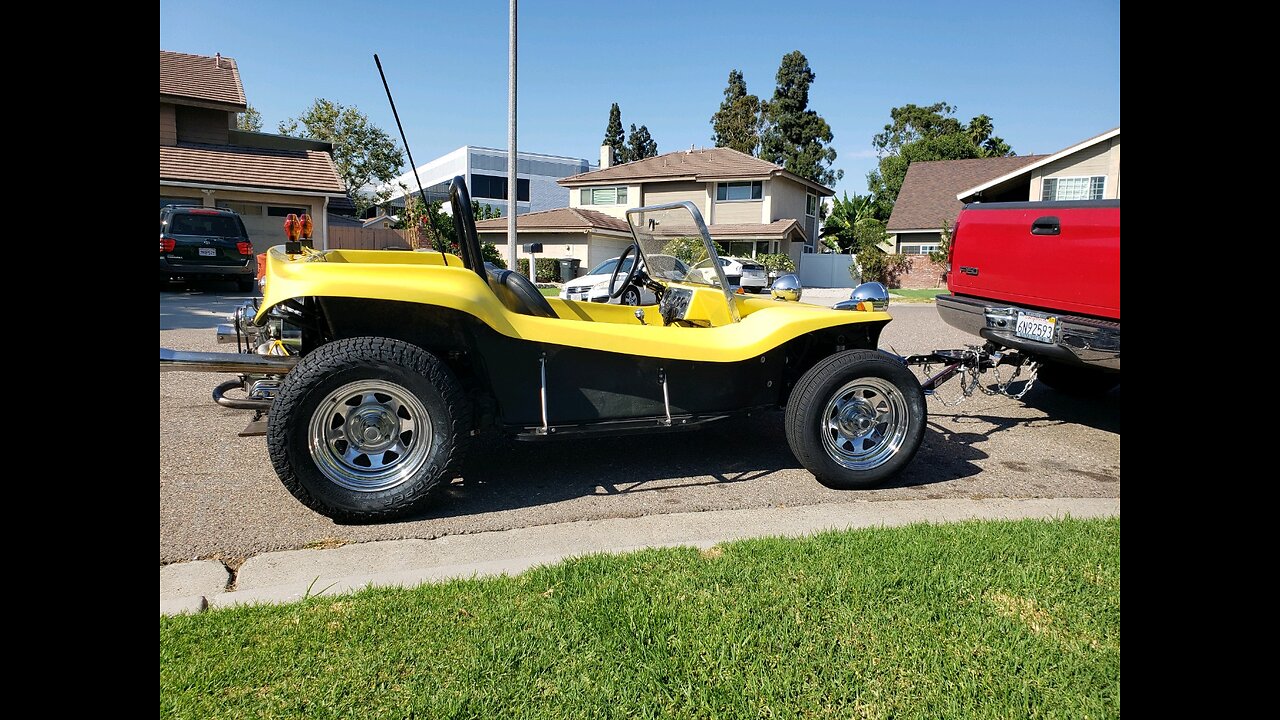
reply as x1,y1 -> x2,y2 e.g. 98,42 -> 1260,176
608,243 -> 644,299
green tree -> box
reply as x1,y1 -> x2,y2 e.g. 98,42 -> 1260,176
625,124 -> 658,161
710,69 -> 762,155
390,195 -> 503,267
760,51 -> 842,187
603,102 -> 626,163
279,99 -> 405,214
237,104 -> 263,132
867,102 -> 1013,220
929,220 -> 952,266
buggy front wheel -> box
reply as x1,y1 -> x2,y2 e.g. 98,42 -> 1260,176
785,350 -> 926,489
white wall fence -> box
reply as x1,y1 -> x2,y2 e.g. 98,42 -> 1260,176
796,253 -> 857,288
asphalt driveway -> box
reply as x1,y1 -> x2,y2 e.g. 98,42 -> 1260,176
160,288 -> 1120,563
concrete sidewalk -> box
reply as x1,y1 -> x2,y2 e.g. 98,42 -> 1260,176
160,497 -> 1119,616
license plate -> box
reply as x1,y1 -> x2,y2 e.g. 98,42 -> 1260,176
198,247 -> 217,257
1015,313 -> 1057,343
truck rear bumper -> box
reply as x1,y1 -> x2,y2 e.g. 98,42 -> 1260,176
936,293 -> 1119,372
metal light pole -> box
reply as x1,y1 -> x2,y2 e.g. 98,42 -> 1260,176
508,0 -> 523,279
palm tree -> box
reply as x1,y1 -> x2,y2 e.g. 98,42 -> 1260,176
822,192 -> 883,253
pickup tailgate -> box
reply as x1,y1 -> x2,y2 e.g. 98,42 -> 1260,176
948,200 -> 1120,320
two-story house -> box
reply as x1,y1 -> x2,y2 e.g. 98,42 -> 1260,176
160,50 -> 346,252
886,127 -> 1120,255
564,146 -> 833,261
476,146 -> 833,273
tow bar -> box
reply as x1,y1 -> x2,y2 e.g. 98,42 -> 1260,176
889,343 -> 1040,404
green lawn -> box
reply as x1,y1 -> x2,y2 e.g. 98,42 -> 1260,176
539,287 -> 560,296
161,518 -> 1119,719
890,288 -> 947,302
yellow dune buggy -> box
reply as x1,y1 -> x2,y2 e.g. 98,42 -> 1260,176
160,179 -> 926,522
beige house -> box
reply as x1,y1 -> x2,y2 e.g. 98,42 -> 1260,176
474,208 -> 634,272
885,127 -> 1120,255
160,50 -> 346,252
958,127 -> 1120,203
556,147 -> 833,266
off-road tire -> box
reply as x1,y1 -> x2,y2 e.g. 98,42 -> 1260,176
267,337 -> 471,523
785,349 -> 926,489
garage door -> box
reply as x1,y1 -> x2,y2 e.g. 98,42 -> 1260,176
587,236 -> 633,272
218,202 -> 314,254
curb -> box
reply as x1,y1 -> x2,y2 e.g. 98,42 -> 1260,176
161,497 -> 1119,616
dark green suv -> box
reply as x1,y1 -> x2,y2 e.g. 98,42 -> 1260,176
159,205 -> 257,291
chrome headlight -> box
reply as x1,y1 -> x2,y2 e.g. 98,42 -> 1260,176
771,274 -> 803,302
850,281 -> 890,311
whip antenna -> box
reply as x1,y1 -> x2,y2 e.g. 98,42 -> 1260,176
374,53 -> 447,262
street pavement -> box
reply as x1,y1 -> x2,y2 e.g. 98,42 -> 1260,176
160,286 -> 1120,567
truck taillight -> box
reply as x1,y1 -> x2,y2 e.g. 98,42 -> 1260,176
160,236 -> 175,253
946,222 -> 959,275
237,241 -> 253,256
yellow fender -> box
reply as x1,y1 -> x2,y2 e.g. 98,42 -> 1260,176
258,246 -> 890,364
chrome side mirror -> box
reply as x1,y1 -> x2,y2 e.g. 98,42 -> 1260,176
771,274 -> 803,302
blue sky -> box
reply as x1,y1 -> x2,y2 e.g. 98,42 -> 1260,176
160,0 -> 1119,199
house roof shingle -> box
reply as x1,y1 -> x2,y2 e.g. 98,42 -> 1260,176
886,155 -> 1048,231
558,147 -> 834,195
474,207 -> 632,235
708,219 -> 800,239
160,143 -> 346,195
160,50 -> 247,109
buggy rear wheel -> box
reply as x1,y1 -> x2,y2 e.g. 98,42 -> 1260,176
267,337 -> 471,523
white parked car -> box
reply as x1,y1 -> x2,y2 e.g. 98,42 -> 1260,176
718,257 -> 769,293
560,254 -> 690,305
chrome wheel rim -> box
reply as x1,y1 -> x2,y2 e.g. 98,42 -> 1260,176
307,380 -> 433,492
820,377 -> 908,471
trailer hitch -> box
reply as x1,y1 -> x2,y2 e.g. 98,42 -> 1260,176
885,343 -> 1040,402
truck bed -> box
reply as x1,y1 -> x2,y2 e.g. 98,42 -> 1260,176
947,200 -> 1120,320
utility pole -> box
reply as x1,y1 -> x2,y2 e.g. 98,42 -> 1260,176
508,0 -> 523,280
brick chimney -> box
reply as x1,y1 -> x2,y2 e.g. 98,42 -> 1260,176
600,144 -> 614,169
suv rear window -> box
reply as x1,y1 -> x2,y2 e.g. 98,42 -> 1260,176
169,214 -> 244,238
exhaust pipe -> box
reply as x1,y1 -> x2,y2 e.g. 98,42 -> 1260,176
213,379 -> 272,410
160,348 -> 298,374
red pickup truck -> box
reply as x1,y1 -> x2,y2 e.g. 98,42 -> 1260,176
936,200 -> 1120,394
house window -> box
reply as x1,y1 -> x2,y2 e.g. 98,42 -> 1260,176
216,201 -> 262,216
716,181 -> 763,201
471,174 -> 530,202
1041,176 -> 1105,201
806,193 -> 817,216
267,206 -> 307,217
579,186 -> 628,205
160,196 -> 198,210
899,244 -> 939,255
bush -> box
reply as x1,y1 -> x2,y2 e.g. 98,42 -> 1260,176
854,249 -> 912,288
662,236 -> 725,266
516,257 -> 562,283
757,253 -> 795,276
481,241 -> 506,269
